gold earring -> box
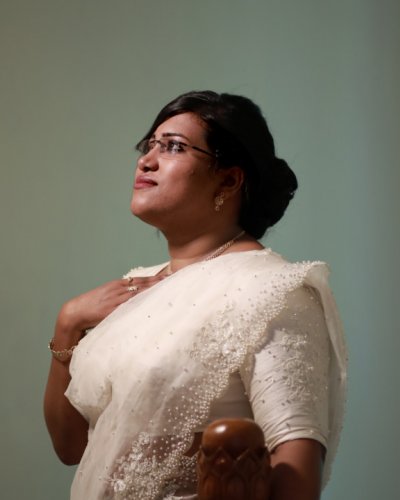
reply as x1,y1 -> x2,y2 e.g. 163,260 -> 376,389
214,192 -> 225,212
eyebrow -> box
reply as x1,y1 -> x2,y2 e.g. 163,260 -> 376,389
151,132 -> 191,142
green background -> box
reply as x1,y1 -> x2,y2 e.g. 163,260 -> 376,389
1,0 -> 399,498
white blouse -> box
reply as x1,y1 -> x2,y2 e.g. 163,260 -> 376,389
206,286 -> 330,452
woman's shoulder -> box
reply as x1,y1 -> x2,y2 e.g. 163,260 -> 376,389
262,248 -> 331,289
227,248 -> 329,277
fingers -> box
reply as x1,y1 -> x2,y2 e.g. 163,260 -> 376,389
126,275 -> 166,287
74,274 -> 165,328
123,274 -> 165,291
126,274 -> 164,284
106,275 -> 166,304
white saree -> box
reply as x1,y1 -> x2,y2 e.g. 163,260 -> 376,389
66,249 -> 347,499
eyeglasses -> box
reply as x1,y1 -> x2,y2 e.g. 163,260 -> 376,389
137,138 -> 218,159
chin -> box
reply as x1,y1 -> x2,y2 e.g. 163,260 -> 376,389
130,197 -> 146,217
130,201 -> 160,228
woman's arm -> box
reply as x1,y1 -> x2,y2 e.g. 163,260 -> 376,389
44,276 -> 163,464
44,308 -> 89,465
241,285 -> 331,498
270,438 -> 324,500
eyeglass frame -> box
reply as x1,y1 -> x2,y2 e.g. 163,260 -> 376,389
136,137 -> 219,159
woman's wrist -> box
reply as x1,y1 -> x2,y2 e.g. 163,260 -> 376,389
57,301 -> 86,334
54,302 -> 87,346
49,304 -> 87,363
48,337 -> 79,362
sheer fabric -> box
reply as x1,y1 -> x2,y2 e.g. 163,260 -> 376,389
65,249 -> 347,499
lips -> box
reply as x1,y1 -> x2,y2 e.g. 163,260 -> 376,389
134,176 -> 158,189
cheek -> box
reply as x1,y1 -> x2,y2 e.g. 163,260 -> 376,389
179,172 -> 214,199
187,166 -> 198,177
163,165 -> 204,194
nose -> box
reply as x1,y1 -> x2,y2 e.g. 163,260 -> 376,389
137,148 -> 159,172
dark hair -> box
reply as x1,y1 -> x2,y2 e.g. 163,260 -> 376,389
137,90 -> 298,239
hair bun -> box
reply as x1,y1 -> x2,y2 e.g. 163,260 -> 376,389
270,156 -> 298,198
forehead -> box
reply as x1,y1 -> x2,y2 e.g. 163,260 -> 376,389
154,112 -> 208,142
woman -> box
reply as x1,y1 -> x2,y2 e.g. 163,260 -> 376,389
44,91 -> 347,499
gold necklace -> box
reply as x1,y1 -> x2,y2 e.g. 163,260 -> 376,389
165,230 -> 245,276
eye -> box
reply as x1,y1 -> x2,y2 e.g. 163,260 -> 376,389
165,140 -> 186,153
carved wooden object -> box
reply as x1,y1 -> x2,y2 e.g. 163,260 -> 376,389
197,418 -> 271,500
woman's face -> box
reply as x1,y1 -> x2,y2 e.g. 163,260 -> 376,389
131,112 -> 223,232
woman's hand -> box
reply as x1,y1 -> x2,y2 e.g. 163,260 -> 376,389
59,275 -> 166,333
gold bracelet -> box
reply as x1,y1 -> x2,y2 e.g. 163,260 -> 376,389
48,338 -> 77,362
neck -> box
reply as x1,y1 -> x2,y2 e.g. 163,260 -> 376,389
164,227 -> 246,274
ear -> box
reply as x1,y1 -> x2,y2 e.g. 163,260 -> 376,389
216,166 -> 244,198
